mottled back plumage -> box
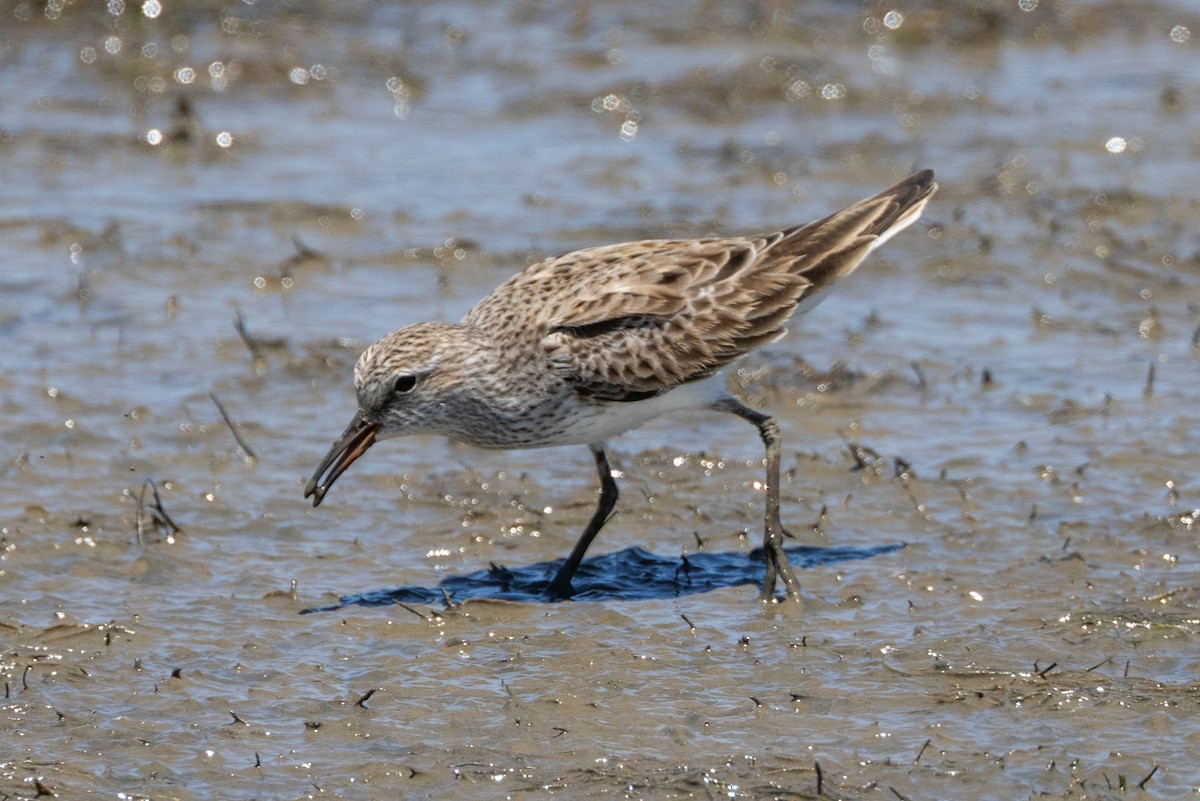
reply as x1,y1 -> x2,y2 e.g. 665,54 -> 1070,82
464,169 -> 936,401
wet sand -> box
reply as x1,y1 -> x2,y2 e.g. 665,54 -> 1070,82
2,1 -> 1199,798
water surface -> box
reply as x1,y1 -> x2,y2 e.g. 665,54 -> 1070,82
2,2 -> 1199,798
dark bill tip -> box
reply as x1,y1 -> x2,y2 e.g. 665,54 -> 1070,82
305,414 -> 379,507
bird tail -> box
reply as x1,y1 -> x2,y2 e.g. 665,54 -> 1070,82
776,169 -> 937,309
717,169 -> 936,354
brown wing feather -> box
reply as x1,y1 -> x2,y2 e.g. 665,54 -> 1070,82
465,170 -> 937,402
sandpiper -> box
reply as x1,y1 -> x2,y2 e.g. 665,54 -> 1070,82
306,170 -> 936,604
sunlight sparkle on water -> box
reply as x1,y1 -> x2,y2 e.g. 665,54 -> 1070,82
387,76 -> 412,118
785,80 -> 810,100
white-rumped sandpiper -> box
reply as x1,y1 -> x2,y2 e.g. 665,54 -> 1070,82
306,170 -> 937,604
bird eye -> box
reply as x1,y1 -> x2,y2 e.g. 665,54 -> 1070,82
393,374 -> 418,394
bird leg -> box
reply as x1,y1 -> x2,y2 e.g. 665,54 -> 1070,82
712,397 -> 804,605
544,444 -> 618,600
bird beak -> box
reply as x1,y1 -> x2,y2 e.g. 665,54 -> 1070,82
305,413 -> 380,507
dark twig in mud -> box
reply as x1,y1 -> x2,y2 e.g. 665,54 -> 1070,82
356,688 -> 377,708
1085,656 -> 1113,672
210,392 -> 257,460
395,603 -> 427,621
168,95 -> 199,144
910,360 -> 927,388
837,431 -> 881,472
136,479 -> 183,544
233,309 -> 288,359
1143,362 -> 1155,399
889,787 -> 912,801
673,553 -> 692,588
839,431 -> 868,470
34,778 -> 55,797
914,738 -> 931,764
1035,661 -> 1057,679
229,711 -> 248,725
279,236 -> 330,278
680,613 -> 696,632
892,459 -> 927,516
810,504 -> 828,536
233,310 -> 262,360
1137,764 -> 1158,790
814,760 -> 824,795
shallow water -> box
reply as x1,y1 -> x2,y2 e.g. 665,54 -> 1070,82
3,1 -> 1200,799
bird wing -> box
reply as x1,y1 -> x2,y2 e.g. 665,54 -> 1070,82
466,170 -> 937,402
536,235 -> 797,400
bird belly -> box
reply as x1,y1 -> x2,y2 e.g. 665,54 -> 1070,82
469,375 -> 728,449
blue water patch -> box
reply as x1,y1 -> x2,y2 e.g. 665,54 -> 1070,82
301,542 -> 905,612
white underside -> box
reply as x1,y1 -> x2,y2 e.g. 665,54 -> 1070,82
558,374 -> 730,446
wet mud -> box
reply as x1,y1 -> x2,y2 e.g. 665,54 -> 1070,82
3,1 -> 1200,799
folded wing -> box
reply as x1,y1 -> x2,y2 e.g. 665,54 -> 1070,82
467,170 -> 937,403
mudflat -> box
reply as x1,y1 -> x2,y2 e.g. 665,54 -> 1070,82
2,2 -> 1197,798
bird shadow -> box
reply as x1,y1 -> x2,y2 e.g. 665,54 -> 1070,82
300,542 -> 905,613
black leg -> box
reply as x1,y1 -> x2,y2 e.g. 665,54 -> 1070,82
544,444 -> 619,600
712,397 -> 803,605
